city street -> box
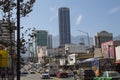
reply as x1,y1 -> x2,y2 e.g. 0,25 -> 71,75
1,1 -> 119,80
19,73 -> 75,80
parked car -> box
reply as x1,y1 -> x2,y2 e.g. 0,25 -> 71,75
40,71 -> 50,79
94,71 -> 120,80
20,70 -> 28,74
81,69 -> 95,80
29,70 -> 36,74
57,70 -> 68,78
20,69 -> 28,74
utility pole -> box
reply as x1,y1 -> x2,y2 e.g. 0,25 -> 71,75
17,0 -> 20,80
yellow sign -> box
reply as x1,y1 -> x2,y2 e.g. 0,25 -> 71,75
0,50 -> 8,67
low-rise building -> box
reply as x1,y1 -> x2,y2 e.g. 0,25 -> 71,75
115,46 -> 120,73
65,44 -> 86,54
115,46 -> 120,63
37,46 -> 47,64
101,40 -> 120,59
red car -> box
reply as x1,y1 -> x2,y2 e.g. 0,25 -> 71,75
57,70 -> 68,78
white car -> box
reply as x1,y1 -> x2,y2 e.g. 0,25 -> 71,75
40,72 -> 50,79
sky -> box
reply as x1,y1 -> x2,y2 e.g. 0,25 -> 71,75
2,0 -> 120,38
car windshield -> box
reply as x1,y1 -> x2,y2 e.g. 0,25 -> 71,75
42,72 -> 48,74
108,72 -> 120,77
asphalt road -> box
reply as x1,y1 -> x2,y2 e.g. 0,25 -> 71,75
20,73 -> 75,80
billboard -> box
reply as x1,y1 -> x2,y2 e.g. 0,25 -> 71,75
0,50 -> 9,67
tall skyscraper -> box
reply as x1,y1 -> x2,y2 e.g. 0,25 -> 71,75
48,35 -> 53,49
58,7 -> 71,46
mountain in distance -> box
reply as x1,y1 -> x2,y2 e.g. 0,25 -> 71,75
53,35 -> 94,48
113,34 -> 120,40
53,34 -> 120,48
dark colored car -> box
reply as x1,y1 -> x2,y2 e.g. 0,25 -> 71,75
57,70 -> 68,78
81,69 -> 95,80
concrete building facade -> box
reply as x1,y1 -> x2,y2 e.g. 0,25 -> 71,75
101,40 -> 120,59
0,20 -> 15,46
94,31 -> 113,48
32,30 -> 48,62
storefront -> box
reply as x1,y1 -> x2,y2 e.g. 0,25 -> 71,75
115,60 -> 120,73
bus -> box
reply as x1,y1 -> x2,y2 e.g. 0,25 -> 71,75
78,58 -> 115,76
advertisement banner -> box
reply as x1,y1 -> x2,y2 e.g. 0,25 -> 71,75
0,50 -> 9,68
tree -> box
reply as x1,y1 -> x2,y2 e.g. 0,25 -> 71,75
0,0 -> 36,48
0,0 -> 36,80
0,0 -> 36,54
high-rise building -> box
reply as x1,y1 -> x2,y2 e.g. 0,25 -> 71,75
48,35 -> 53,49
33,30 -> 48,46
32,30 -> 48,62
94,31 -> 113,48
0,20 -> 15,46
58,7 -> 71,46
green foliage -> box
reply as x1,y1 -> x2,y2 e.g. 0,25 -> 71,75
0,0 -> 36,54
0,0 -> 36,17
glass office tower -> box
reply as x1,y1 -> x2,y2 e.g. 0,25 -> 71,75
58,7 -> 71,46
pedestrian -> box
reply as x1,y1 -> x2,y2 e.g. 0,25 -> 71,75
1,70 -> 6,80
8,69 -> 13,80
73,69 -> 78,80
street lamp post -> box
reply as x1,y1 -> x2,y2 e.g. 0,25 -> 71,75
77,30 -> 90,48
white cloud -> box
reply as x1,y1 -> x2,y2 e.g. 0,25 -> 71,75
75,15 -> 82,25
49,7 -> 55,12
110,7 -> 120,14
49,7 -> 57,22
49,13 -> 57,22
